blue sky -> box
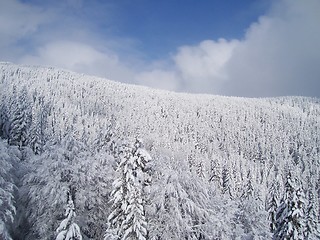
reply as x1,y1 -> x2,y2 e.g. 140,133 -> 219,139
98,0 -> 270,59
1,0 -> 320,97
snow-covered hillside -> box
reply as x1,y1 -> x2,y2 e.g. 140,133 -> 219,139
0,62 -> 319,239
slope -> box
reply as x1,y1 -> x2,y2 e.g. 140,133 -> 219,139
0,62 -> 319,239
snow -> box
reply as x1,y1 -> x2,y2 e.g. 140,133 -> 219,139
0,63 -> 319,239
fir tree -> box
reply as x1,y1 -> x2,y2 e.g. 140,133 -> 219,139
8,87 -> 31,148
305,180 -> 320,239
28,111 -> 44,155
106,139 -> 151,240
241,170 -> 254,200
274,172 -> 306,240
56,192 -> 82,240
221,165 -> 231,196
267,181 -> 279,233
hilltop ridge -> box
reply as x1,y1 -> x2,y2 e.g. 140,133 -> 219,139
0,63 -> 319,239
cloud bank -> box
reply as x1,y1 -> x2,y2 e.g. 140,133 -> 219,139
1,0 -> 320,97
139,0 -> 320,97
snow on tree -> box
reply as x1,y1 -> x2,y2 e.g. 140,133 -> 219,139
28,110 -> 44,155
221,164 -> 232,197
274,172 -> 306,239
56,191 -> 82,240
146,152 -> 215,240
0,99 -> 10,139
0,140 -> 17,240
267,180 -> 280,233
241,169 -> 254,200
304,178 -> 320,239
1,63 -> 320,239
106,138 -> 151,240
8,87 -> 31,148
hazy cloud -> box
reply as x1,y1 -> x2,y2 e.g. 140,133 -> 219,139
0,0 -> 137,82
139,0 -> 320,97
174,39 -> 239,93
135,70 -> 180,92
222,0 -> 320,97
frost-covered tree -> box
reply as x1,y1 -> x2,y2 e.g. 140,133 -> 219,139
0,141 -> 17,240
305,180 -> 320,239
274,172 -> 294,239
290,187 -> 306,239
146,151 -> 215,240
8,87 -> 31,148
56,192 -> 82,240
221,165 -> 232,196
0,100 -> 10,139
93,123 -> 118,154
267,181 -> 279,233
106,138 -> 151,240
274,172 -> 306,239
28,111 -> 44,155
241,170 -> 254,200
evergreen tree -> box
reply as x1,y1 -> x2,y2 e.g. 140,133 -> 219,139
267,181 -> 279,233
274,172 -> 306,239
290,187 -> 305,239
106,139 -> 151,240
305,180 -> 320,239
241,169 -> 254,200
56,192 -> 82,240
28,111 -> 44,155
0,141 -> 16,240
8,87 -> 31,148
221,165 -> 231,196
274,172 -> 295,239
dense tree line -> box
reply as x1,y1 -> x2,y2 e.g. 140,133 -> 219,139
0,63 -> 319,239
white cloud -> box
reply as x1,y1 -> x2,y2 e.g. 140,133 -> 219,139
174,39 -> 238,93
141,0 -> 320,97
20,40 -> 135,81
135,70 -> 180,91
0,0 -> 137,82
175,39 -> 238,80
222,0 -> 320,97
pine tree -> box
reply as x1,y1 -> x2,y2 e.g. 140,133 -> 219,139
289,187 -> 305,239
267,181 -> 279,233
106,139 -> 151,240
56,192 -> 82,240
8,87 -> 31,148
0,140 -> 16,240
28,111 -> 44,155
241,170 -> 254,200
274,172 -> 306,240
305,180 -> 320,239
221,165 -> 231,196
274,172 -> 295,239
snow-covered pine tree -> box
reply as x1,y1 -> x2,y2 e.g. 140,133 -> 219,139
290,187 -> 306,239
106,138 -> 151,240
56,191 -> 82,240
0,99 -> 10,139
93,123 -> 115,154
267,181 -> 279,233
221,165 -> 232,197
274,172 -> 294,239
8,87 -> 31,148
274,172 -> 306,239
305,179 -> 320,239
0,140 -> 16,240
241,169 -> 254,200
28,111 -> 44,155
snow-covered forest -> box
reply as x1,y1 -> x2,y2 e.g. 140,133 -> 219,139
0,62 -> 319,239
